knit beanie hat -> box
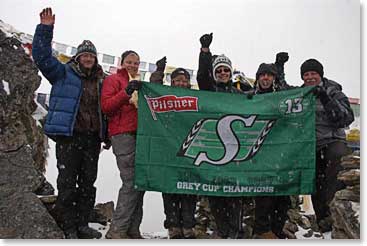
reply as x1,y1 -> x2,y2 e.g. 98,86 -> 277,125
300,59 -> 324,78
255,63 -> 278,80
171,68 -> 190,80
212,54 -> 233,81
75,40 -> 97,60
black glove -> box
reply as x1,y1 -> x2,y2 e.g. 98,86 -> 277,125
125,80 -> 142,96
200,33 -> 213,48
275,52 -> 289,65
313,86 -> 331,105
156,56 -> 167,72
246,90 -> 255,99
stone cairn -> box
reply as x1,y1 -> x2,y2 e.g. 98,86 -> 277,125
329,151 -> 360,239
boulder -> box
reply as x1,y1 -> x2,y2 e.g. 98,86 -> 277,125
0,191 -> 64,238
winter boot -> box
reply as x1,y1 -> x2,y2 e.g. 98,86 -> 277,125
127,229 -> 144,239
105,229 -> 130,239
77,225 -> 102,239
182,228 -> 196,239
253,231 -> 278,239
318,217 -> 333,233
168,227 -> 183,239
64,229 -> 79,239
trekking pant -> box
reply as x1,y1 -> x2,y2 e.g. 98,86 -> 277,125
208,196 -> 243,239
254,196 -> 291,238
54,132 -> 100,232
312,141 -> 349,224
162,193 -> 197,229
109,133 -> 145,233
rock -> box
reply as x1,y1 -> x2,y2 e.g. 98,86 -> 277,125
0,145 -> 44,193
337,169 -> 360,186
334,189 -> 359,202
287,208 -> 302,224
304,214 -> 318,232
299,216 -> 311,230
340,155 -> 360,170
38,195 -> 57,204
303,229 -> 313,238
0,28 -> 46,173
283,221 -> 298,233
0,26 -> 59,239
89,201 -> 114,225
35,178 -> 55,195
282,228 -> 297,239
0,191 -> 64,238
0,227 -> 17,239
329,199 -> 359,239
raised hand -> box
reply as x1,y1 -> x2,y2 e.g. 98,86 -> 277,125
40,7 -> 55,26
200,33 -> 213,48
275,52 -> 289,65
156,56 -> 167,72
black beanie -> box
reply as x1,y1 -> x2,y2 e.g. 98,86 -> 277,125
171,68 -> 190,80
121,50 -> 139,64
300,59 -> 324,78
255,63 -> 278,80
75,40 -> 97,59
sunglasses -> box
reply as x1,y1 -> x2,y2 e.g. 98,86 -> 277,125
215,68 -> 231,73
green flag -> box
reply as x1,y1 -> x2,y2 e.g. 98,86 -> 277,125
135,82 -> 316,196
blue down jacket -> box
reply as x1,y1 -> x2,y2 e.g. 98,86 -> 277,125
32,24 -> 107,141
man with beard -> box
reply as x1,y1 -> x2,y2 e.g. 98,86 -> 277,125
251,63 -> 291,239
32,8 -> 109,239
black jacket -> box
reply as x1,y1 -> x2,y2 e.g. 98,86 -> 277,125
197,50 -> 241,94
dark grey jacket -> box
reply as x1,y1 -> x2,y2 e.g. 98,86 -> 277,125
312,78 -> 354,148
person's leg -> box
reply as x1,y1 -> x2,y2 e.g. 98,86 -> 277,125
107,134 -> 144,238
323,141 -> 348,204
311,149 -> 326,225
163,193 -> 183,239
76,133 -> 101,238
254,196 -> 273,236
271,196 -> 291,238
54,136 -> 82,236
315,141 -> 349,232
227,197 -> 243,239
208,196 -> 229,238
181,194 -> 197,238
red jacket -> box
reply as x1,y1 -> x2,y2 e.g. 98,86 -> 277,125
101,68 -> 137,137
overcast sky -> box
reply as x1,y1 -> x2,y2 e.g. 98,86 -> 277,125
0,0 -> 362,98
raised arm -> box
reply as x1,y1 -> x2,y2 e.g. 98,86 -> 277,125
150,56 -> 166,84
197,33 -> 214,91
32,8 -> 65,84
